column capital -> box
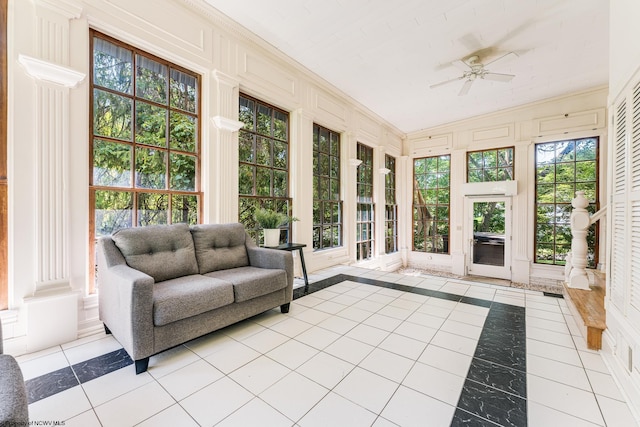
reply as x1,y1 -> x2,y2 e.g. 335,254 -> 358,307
211,116 -> 243,132
18,55 -> 85,88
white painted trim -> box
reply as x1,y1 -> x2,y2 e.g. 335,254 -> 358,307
211,116 -> 243,132
461,180 -> 517,196
18,54 -> 85,88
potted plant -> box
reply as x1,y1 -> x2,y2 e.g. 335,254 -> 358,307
254,208 -> 298,247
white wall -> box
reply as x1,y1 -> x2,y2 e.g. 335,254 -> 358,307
404,87 -> 608,287
2,0 -> 404,353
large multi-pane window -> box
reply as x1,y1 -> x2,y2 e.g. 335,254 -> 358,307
385,154 -> 398,254
313,124 -> 342,250
238,94 -> 290,243
535,137 -> 599,266
413,155 -> 450,253
467,147 -> 514,182
356,143 -> 374,260
90,31 -> 201,288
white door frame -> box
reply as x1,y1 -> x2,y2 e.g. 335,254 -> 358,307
465,195 -> 512,280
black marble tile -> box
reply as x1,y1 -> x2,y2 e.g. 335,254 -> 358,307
72,348 -> 133,383
478,325 -> 526,349
466,358 -> 527,398
451,408 -> 502,426
460,296 -> 493,308
457,378 -> 527,427
25,366 -> 79,404
474,342 -> 527,371
543,292 -> 563,298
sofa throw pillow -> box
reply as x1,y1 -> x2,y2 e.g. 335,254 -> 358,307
112,223 -> 199,283
190,223 -> 249,274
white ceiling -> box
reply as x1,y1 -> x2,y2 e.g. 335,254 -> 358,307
202,0 -> 609,134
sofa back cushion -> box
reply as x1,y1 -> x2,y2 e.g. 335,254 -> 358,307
190,223 -> 249,274
112,223 -> 199,282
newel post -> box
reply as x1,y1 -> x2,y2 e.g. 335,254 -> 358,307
568,191 -> 590,290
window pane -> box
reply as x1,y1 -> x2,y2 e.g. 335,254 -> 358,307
576,161 -> 596,181
313,124 -> 341,250
93,37 -> 132,94
170,69 -> 197,113
256,137 -> 271,166
169,153 -> 196,191
239,132 -> 255,163
239,97 -> 255,130
257,105 -> 271,135
136,101 -> 166,147
576,138 -> 597,160
93,139 -> 131,187
238,164 -> 254,195
135,147 -> 166,189
466,147 -> 514,183
94,190 -> 132,237
256,167 -> 271,196
169,112 -> 196,152
93,89 -> 132,141
136,55 -> 167,104
273,140 -> 287,169
137,192 -> 168,226
274,110 -> 287,140
413,155 -> 450,254
171,194 -> 198,224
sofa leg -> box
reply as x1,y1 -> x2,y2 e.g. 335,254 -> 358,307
104,324 -> 112,335
280,303 -> 290,313
135,358 -> 149,374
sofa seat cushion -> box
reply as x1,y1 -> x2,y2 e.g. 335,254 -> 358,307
190,223 -> 250,274
205,266 -> 287,303
112,223 -> 199,283
153,275 -> 234,326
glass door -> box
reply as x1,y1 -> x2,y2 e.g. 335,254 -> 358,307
467,196 -> 511,279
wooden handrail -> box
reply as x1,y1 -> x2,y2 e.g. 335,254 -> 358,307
589,205 -> 607,226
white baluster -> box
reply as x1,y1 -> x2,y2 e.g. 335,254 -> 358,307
568,191 -> 591,290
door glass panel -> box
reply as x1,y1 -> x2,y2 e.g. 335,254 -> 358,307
473,201 -> 505,267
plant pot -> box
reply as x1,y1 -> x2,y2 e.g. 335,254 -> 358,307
263,229 -> 281,247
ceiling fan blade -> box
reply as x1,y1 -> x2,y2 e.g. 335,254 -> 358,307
458,79 -> 474,96
430,76 -> 462,89
451,59 -> 470,72
484,51 -> 518,67
483,72 -> 515,83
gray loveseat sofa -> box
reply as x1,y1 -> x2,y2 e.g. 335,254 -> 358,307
98,223 -> 293,374
0,318 -> 29,426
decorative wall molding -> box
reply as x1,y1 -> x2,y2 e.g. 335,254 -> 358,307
18,54 -> 85,88
211,116 -> 243,132
34,0 -> 82,20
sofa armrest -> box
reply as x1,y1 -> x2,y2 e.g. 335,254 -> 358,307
0,354 -> 29,425
97,237 -> 155,360
246,246 -> 293,287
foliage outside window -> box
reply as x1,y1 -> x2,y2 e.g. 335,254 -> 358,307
313,124 -> 342,250
467,147 -> 514,182
535,137 -> 598,266
90,31 -> 201,288
238,94 -> 290,244
385,155 -> 398,254
356,143 -> 374,261
413,155 -> 450,254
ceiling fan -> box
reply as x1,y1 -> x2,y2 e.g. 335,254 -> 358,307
430,52 -> 518,96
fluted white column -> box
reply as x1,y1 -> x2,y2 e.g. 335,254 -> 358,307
209,70 -> 242,223
18,0 -> 85,352
569,191 -> 591,290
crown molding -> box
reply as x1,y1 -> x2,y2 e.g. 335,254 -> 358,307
18,55 -> 85,88
34,0 -> 83,19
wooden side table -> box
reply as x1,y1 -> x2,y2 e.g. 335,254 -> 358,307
264,243 -> 308,289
